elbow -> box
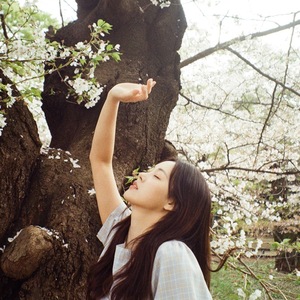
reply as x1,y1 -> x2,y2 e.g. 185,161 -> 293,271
89,148 -> 98,165
89,151 -> 94,162
89,150 -> 110,167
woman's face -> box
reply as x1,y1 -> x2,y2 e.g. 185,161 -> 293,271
123,161 -> 175,213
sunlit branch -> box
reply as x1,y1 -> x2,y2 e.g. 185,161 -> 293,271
254,83 -> 278,165
177,147 -> 193,164
179,92 -> 260,123
283,13 -> 297,86
224,142 -> 230,168
211,180 -> 257,215
238,255 -> 293,299
211,248 -> 252,274
226,47 -> 300,98
201,165 -> 300,175
212,246 -> 291,300
176,138 -> 299,176
180,18 -> 300,68
59,0 -> 65,28
237,256 -> 275,300
270,15 -> 297,121
8,8 -> 34,42
62,0 -> 77,14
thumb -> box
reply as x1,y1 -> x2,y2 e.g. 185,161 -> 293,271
132,88 -> 141,96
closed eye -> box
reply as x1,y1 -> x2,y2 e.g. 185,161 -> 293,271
154,175 -> 160,180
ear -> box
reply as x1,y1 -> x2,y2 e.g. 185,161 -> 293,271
163,200 -> 175,212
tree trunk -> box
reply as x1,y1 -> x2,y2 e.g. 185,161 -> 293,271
0,0 -> 186,299
0,70 -> 41,246
273,222 -> 300,273
43,0 -> 185,177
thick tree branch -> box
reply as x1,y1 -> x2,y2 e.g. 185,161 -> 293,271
226,47 -> 300,98
180,18 -> 300,68
202,165 -> 300,176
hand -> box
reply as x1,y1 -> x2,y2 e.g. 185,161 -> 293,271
108,78 -> 156,103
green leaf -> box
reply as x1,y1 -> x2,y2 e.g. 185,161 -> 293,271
111,52 -> 121,62
106,44 -> 113,51
271,242 -> 280,250
11,64 -> 25,76
282,238 -> 291,245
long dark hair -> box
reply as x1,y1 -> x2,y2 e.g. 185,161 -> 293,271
87,160 -> 212,300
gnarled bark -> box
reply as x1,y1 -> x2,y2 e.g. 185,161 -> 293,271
0,70 -> 41,246
43,0 -> 186,177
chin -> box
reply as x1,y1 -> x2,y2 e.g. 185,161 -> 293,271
123,190 -> 132,202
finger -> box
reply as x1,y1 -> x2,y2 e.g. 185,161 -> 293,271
147,78 -> 156,94
130,85 -> 147,101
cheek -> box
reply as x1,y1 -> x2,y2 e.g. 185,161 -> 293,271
151,185 -> 169,202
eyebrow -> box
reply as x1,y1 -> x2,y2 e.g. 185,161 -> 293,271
157,168 -> 168,178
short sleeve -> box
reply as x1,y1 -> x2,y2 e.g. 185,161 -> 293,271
152,241 -> 212,300
97,202 -> 130,247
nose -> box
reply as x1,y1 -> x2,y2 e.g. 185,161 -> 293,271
139,172 -> 146,182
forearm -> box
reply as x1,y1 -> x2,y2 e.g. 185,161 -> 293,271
88,79 -> 155,223
90,92 -> 120,165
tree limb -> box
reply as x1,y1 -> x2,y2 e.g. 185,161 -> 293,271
180,18 -> 300,68
179,91 -> 261,123
202,165 -> 300,175
0,11 -> 9,40
226,47 -> 300,98
59,0 -> 65,28
254,83 -> 277,165
282,13 -> 297,87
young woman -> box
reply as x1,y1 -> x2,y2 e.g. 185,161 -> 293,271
87,79 -> 212,300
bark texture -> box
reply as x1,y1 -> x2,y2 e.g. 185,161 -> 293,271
0,0 -> 186,298
42,0 -> 185,176
0,70 -> 41,246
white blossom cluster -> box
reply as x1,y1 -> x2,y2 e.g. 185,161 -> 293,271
0,4 -> 120,142
41,147 -> 81,170
0,112 -> 6,137
237,288 -> 262,300
167,23 -> 300,262
150,0 -> 171,9
63,22 -> 121,108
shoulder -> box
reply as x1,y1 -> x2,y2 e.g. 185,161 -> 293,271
154,240 -> 201,278
97,202 -> 130,247
156,240 -> 193,254
156,240 -> 198,265
152,241 -> 212,299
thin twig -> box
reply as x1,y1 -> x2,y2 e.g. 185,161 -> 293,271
237,256 -> 275,300
254,83 -> 278,165
59,0 -> 65,28
282,13 -> 296,87
179,92 -> 260,123
226,47 -> 300,98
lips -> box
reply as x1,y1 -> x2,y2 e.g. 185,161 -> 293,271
130,181 -> 138,190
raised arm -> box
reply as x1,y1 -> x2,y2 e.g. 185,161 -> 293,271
89,79 -> 156,224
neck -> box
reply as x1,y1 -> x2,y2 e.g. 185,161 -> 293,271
126,206 -> 166,249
